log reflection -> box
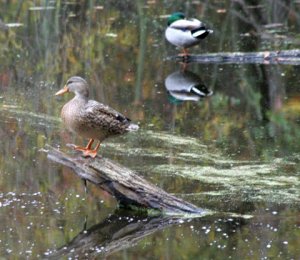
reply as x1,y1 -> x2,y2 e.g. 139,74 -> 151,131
47,210 -> 249,259
47,211 -> 186,258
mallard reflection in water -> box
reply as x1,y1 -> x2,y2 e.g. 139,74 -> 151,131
55,76 -> 139,158
165,70 -> 213,103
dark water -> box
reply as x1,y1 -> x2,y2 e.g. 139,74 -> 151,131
0,1 -> 299,259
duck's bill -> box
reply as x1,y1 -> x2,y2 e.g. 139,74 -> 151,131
55,85 -> 69,96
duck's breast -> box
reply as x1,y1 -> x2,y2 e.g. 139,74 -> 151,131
61,99 -> 85,133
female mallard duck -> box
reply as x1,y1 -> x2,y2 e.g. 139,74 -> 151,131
165,12 -> 213,55
55,76 -> 139,158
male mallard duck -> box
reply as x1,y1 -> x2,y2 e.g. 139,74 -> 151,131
165,70 -> 213,102
55,76 -> 139,158
165,12 -> 213,55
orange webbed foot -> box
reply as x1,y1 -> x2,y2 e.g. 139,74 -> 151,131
74,145 -> 89,152
82,149 -> 98,158
74,140 -> 100,158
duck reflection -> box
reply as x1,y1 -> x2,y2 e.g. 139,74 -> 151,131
165,70 -> 213,102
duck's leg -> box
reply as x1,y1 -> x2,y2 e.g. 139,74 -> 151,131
82,141 -> 101,158
74,139 -> 94,152
178,48 -> 189,66
180,61 -> 188,71
183,48 -> 188,56
179,48 -> 189,57
73,139 -> 100,158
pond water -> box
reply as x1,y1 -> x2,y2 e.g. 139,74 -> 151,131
0,1 -> 300,259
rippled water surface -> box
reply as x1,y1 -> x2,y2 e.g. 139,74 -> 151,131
0,1 -> 300,259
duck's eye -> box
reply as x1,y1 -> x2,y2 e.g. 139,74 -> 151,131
67,81 -> 73,85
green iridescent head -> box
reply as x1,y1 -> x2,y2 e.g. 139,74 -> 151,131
167,12 -> 185,26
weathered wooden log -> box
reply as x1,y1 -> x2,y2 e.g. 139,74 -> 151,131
168,49 -> 300,65
44,145 -> 205,215
46,211 -> 186,259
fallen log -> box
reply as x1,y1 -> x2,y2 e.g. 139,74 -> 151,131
168,49 -> 300,65
44,145 -> 205,215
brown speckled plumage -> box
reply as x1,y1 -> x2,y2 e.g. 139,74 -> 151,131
56,76 -> 138,157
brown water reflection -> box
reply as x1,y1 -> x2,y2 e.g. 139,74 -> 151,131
0,1 -> 300,259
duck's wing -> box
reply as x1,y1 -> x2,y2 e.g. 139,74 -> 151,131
169,18 -> 202,30
80,100 -> 132,134
170,18 -> 212,39
85,100 -> 131,122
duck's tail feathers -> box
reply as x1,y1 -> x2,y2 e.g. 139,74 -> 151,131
191,27 -> 213,39
191,84 -> 213,97
127,123 -> 139,132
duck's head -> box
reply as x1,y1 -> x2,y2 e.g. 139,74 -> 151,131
167,12 -> 185,26
55,76 -> 89,98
